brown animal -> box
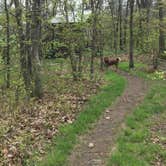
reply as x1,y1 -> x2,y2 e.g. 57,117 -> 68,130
104,57 -> 121,69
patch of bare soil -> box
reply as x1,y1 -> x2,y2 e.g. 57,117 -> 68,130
68,72 -> 149,166
0,78 -> 102,166
150,112 -> 166,166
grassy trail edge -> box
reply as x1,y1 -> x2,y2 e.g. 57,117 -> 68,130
37,71 -> 126,166
107,80 -> 166,166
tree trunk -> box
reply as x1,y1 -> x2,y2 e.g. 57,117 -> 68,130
124,0 -> 129,50
13,0 -> 30,95
146,0 -> 151,41
115,10 -> 119,55
78,52 -> 83,77
4,0 -> 10,88
158,0 -> 165,56
138,3 -> 143,50
31,0 -> 43,98
108,0 -> 118,54
25,0 -> 32,95
119,0 -> 123,50
90,0 -> 98,79
99,28 -> 104,70
129,0 -> 135,68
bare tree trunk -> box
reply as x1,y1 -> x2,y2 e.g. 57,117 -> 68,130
78,52 -> 83,77
13,0 -> 30,95
25,0 -> 32,95
31,0 -> 43,98
124,0 -> 129,49
145,0 -> 151,47
99,28 -> 104,70
90,0 -> 98,79
4,0 -> 10,88
52,1 -> 58,16
153,49 -> 158,70
69,45 -> 78,81
137,1 -> 143,50
129,0 -> 135,68
108,0 -> 118,54
158,0 -> 165,56
119,0 -> 123,50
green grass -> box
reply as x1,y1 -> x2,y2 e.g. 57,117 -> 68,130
119,62 -> 145,72
119,62 -> 149,78
35,71 -> 126,166
107,81 -> 166,166
119,62 -> 166,80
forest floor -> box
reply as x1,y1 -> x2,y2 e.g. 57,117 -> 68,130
68,71 -> 149,166
35,60 -> 166,166
1,58 -> 165,166
0,59 -> 104,166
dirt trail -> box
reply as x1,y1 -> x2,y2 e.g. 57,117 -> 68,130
68,72 -> 149,166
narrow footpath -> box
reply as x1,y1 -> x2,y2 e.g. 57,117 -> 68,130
68,72 -> 149,166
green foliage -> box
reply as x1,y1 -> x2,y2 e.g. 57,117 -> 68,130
148,71 -> 166,80
133,11 -> 160,54
0,0 -> 165,163
45,41 -> 69,59
119,62 -> 166,81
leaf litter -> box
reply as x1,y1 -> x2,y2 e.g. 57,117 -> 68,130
0,76 -> 104,166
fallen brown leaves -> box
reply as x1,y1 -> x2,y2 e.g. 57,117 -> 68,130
149,113 -> 166,166
0,77 -> 103,166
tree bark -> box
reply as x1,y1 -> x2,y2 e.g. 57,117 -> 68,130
137,0 -> 143,50
13,0 -> 30,94
119,0 -> 123,50
158,0 -> 165,56
90,0 -> 98,79
129,0 -> 135,68
31,0 -> 43,98
4,0 -> 10,88
124,0 -> 129,50
108,0 -> 118,54
25,0 -> 32,93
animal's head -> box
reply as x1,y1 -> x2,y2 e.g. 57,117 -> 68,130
104,57 -> 109,63
117,57 -> 121,62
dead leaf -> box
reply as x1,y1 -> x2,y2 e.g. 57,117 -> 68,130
105,116 -> 111,120
88,143 -> 95,148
